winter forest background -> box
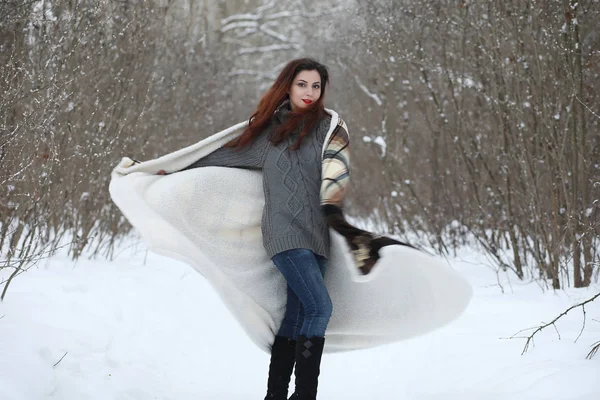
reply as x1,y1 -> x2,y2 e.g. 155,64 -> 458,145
1,0 -> 600,365
3,0 -> 599,290
1,1 -> 600,398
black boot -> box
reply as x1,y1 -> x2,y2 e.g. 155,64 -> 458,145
264,336 -> 297,400
288,335 -> 326,400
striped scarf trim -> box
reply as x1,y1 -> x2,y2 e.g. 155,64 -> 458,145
320,118 -> 414,275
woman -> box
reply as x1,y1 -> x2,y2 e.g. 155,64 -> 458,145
110,58 -> 472,400
179,58 -> 345,400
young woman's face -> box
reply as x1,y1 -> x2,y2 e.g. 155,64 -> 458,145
288,70 -> 322,112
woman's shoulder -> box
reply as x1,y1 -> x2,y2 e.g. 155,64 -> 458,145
318,112 -> 336,133
322,111 -> 348,129
321,110 -> 333,124
322,112 -> 349,136
316,113 -> 333,143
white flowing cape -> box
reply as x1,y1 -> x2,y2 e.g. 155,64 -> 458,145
109,109 -> 472,353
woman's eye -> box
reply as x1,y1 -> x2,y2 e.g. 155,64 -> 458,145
298,83 -> 305,87
313,85 -> 320,89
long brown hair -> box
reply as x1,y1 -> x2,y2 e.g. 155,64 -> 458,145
226,58 -> 330,151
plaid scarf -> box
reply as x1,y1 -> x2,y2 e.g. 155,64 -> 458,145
320,118 -> 414,275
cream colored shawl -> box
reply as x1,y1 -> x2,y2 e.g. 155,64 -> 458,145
109,109 -> 472,353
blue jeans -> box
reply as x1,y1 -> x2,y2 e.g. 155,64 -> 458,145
271,248 -> 332,339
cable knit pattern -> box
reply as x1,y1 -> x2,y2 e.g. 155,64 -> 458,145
276,145 -> 301,234
180,103 -> 332,259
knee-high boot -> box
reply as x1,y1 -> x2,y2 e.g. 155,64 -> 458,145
264,336 -> 297,400
288,335 -> 326,400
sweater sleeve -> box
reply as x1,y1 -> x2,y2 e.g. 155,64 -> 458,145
179,132 -> 268,171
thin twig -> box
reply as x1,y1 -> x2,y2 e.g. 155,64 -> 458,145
575,95 -> 600,119
587,341 -> 600,360
53,352 -> 68,368
574,304 -> 586,343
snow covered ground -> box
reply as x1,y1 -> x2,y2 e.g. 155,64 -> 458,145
1,239 -> 599,400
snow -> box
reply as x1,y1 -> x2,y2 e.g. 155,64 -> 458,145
221,21 -> 259,33
354,76 -> 383,106
373,136 -> 387,157
237,43 -> 300,55
1,242 -> 599,400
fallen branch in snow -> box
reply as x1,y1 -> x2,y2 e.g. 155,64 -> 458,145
53,352 -> 68,368
509,292 -> 600,357
587,341 -> 600,359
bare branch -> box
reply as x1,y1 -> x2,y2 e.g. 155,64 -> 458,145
575,95 -> 600,119
587,341 -> 600,359
510,292 -> 600,355
53,352 -> 68,368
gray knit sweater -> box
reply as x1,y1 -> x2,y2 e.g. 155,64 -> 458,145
181,104 -> 333,259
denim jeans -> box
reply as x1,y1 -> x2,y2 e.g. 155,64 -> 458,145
271,248 -> 333,339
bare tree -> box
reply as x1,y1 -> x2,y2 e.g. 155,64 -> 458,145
328,0 -> 599,288
1,0 -> 598,299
